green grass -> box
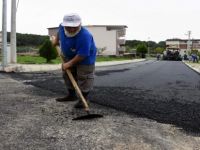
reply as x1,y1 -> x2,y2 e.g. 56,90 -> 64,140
187,61 -> 200,64
17,55 -> 133,64
96,56 -> 131,62
17,55 -> 61,64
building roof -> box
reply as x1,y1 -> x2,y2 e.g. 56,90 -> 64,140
166,38 -> 182,41
47,27 -> 59,30
166,38 -> 200,41
47,25 -> 127,30
85,25 -> 127,29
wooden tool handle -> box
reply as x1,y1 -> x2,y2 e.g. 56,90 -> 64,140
56,46 -> 89,111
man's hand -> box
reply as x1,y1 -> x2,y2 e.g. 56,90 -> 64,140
62,55 -> 85,71
62,62 -> 73,71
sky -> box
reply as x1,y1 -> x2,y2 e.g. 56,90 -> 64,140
1,0 -> 200,42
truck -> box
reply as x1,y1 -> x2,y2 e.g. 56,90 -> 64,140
162,49 -> 182,61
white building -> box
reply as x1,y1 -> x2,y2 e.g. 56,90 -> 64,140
166,38 -> 200,56
47,25 -> 127,56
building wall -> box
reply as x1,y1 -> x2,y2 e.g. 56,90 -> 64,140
116,29 -> 126,55
85,26 -> 117,55
192,41 -> 200,49
48,28 -> 58,37
166,41 -> 180,48
179,44 -> 187,49
166,39 -> 200,56
179,40 -> 187,49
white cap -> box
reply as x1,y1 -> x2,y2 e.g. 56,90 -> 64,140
61,13 -> 81,27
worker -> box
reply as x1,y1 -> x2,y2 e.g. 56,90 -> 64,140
52,13 -> 97,108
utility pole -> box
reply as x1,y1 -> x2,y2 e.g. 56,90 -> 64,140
148,37 -> 150,57
11,0 -> 17,63
185,31 -> 191,51
2,0 -> 8,70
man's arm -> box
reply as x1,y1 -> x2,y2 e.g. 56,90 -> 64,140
51,32 -> 59,47
62,55 -> 85,70
51,32 -> 85,70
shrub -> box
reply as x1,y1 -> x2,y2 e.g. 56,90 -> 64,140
39,39 -> 58,63
136,43 -> 147,58
155,47 -> 164,54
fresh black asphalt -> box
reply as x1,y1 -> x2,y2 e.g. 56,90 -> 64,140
5,60 -> 200,133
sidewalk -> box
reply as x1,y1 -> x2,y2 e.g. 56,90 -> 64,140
0,59 -> 146,72
183,61 -> 200,74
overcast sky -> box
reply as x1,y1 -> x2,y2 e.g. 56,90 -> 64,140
1,0 -> 200,42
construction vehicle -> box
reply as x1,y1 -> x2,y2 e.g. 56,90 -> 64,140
162,49 -> 182,61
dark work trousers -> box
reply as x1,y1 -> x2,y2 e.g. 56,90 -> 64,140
62,60 -> 95,97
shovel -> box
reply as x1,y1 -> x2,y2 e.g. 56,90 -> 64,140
55,46 -> 103,120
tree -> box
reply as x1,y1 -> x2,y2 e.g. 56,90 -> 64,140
146,41 -> 157,54
155,47 -> 164,54
136,43 -> 147,58
157,41 -> 166,49
39,39 -> 58,63
7,32 -> 49,47
126,40 -> 160,54
125,40 -> 141,49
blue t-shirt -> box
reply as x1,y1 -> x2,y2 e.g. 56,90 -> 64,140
58,25 -> 97,65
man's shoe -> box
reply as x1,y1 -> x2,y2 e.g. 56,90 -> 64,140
56,95 -> 77,102
74,100 -> 89,109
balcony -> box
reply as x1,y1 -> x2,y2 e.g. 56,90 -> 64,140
117,38 -> 126,45
117,29 -> 126,37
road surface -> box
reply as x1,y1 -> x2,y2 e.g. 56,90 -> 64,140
1,60 -> 200,150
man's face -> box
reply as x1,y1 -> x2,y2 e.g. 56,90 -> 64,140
64,26 -> 79,34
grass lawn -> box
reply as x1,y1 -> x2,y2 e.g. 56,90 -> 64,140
186,61 -> 200,65
17,55 -> 61,64
17,55 -> 133,64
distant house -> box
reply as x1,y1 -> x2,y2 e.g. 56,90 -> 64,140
166,38 -> 200,55
47,25 -> 127,56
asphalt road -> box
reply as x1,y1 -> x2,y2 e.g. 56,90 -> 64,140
1,60 -> 200,149
94,60 -> 200,131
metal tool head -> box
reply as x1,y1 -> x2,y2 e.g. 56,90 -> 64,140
72,114 -> 103,120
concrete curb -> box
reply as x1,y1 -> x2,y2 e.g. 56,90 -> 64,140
0,59 -> 146,72
95,59 -> 146,67
182,61 -> 200,75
